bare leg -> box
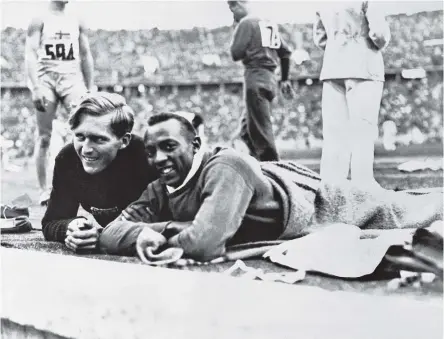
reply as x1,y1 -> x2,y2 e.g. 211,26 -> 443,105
35,100 -> 58,203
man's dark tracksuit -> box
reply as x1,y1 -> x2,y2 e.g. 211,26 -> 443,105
230,15 -> 292,161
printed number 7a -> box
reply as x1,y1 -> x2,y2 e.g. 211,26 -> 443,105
259,21 -> 282,49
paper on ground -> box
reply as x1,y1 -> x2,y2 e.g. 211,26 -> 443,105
224,259 -> 306,284
264,223 -> 414,278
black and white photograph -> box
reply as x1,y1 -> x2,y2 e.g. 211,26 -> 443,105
1,0 -> 443,338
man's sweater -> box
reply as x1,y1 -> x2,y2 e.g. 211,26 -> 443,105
99,147 -> 321,259
42,135 -> 156,242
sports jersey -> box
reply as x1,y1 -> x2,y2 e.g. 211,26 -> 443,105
36,12 -> 81,76
230,15 -> 292,72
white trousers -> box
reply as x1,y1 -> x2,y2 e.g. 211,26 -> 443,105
320,79 -> 384,184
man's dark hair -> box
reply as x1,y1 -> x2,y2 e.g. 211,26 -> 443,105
191,113 -> 204,130
147,112 -> 197,141
171,111 -> 204,130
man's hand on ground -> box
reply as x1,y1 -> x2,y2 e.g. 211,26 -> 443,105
32,86 -> 47,112
280,80 -> 295,100
65,218 -> 103,252
136,227 -> 167,261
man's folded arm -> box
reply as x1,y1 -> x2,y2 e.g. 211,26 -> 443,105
99,202 -> 171,255
168,163 -> 254,261
99,219 -> 172,256
99,184 -> 168,255
41,161 -> 81,242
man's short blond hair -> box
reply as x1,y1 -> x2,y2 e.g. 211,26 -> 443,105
68,92 -> 135,138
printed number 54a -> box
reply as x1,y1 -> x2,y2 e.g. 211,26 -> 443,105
45,43 -> 74,60
259,21 -> 281,49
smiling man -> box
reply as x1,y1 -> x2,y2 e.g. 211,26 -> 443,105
41,92 -> 156,252
99,112 -> 442,262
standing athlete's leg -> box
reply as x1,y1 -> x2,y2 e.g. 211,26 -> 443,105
35,99 -> 58,203
234,108 -> 254,156
347,79 -> 384,186
60,80 -> 87,114
245,85 -> 278,161
59,74 -> 88,145
233,82 -> 254,156
320,80 -> 351,181
31,73 -> 59,205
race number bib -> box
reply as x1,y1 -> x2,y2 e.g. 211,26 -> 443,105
258,21 -> 282,49
44,41 -> 75,61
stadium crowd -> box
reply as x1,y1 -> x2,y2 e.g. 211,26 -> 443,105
1,9 -> 443,157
